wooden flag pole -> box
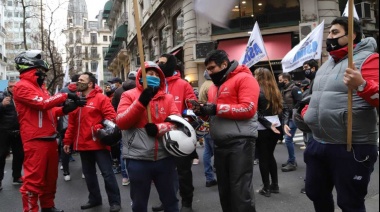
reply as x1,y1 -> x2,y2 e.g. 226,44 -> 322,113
133,0 -> 152,122
267,57 -> 275,77
346,0 -> 354,151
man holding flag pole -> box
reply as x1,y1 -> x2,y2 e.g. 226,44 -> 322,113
295,1 -> 379,211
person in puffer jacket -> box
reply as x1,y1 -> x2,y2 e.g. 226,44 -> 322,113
12,50 -> 85,212
116,61 -> 181,212
193,50 -> 260,212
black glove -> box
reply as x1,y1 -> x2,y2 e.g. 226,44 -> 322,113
67,93 -> 80,101
297,96 -> 311,114
75,96 -> 87,107
199,103 -> 217,116
138,87 -> 157,107
144,123 -> 158,137
62,100 -> 78,114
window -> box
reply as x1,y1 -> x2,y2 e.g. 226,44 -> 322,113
69,33 -> 74,44
76,60 -> 82,68
19,23 -> 23,28
109,36 -> 112,41
90,33 -> 97,44
91,47 -> 98,58
85,47 -> 88,57
103,35 -> 107,41
173,12 -> 184,46
83,20 -> 87,30
91,61 -> 98,72
7,1 -> 12,6
103,47 -> 108,57
159,27 -> 167,55
75,46 -> 82,55
15,12 -> 19,17
76,31 -> 81,43
149,37 -> 155,60
7,12 -> 12,17
85,62 -> 89,72
69,47 -> 74,56
25,23 -> 30,29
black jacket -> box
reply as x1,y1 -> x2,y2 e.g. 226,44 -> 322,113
112,79 -> 136,111
0,91 -> 20,131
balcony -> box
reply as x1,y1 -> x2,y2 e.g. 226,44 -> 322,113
91,54 -> 100,59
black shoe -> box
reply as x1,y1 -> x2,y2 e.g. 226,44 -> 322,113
110,204 -> 121,212
258,187 -> 271,197
269,184 -> 279,193
281,163 -> 297,172
41,207 -> 64,212
13,178 -> 23,185
80,202 -> 102,210
152,203 -> 164,211
206,179 -> 217,187
300,187 -> 306,194
180,206 -> 193,212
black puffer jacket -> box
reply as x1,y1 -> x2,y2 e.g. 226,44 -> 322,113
0,91 -> 20,131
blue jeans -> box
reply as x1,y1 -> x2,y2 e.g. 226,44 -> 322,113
80,150 -> 121,205
203,134 -> 216,182
127,157 -> 179,212
285,119 -> 297,164
304,137 -> 378,212
119,141 -> 129,179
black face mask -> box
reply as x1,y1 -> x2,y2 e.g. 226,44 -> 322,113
278,82 -> 285,89
158,63 -> 175,77
326,35 -> 347,52
210,68 -> 228,86
35,70 -> 47,87
304,69 -> 316,80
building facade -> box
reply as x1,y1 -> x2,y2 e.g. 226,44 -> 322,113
104,0 -> 379,88
63,0 -> 112,86
0,0 -> 7,80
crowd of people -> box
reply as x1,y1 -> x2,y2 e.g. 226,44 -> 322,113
0,16 -> 378,212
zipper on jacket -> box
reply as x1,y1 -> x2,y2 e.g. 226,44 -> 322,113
38,111 -> 43,128
234,120 -> 241,133
155,103 -> 159,119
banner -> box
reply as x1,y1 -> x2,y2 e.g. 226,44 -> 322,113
239,22 -> 267,68
342,0 -> 359,20
281,20 -> 325,73
62,65 -> 70,86
194,0 -> 236,28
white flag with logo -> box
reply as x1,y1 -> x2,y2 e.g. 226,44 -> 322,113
194,0 -> 236,28
62,65 -> 70,86
342,1 -> 359,20
239,22 -> 267,68
96,63 -> 101,85
281,20 -> 325,73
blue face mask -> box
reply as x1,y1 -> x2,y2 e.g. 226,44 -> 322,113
140,76 -> 160,88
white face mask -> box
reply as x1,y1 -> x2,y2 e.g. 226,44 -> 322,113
110,84 -> 116,89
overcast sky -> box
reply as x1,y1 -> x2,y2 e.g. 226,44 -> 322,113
86,0 -> 108,20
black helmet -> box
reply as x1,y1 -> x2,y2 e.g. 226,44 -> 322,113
14,50 -> 49,73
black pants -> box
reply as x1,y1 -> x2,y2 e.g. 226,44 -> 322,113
214,138 -> 256,212
256,129 -> 280,187
175,153 -> 194,207
0,130 -> 24,181
58,129 -> 71,174
111,145 -> 121,165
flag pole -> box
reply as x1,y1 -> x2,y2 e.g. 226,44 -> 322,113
133,0 -> 152,123
346,0 -> 354,151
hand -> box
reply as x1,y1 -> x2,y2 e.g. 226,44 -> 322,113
344,63 -> 365,90
284,124 -> 291,137
62,100 -> 78,114
75,96 -> 87,107
1,97 -> 11,106
270,123 -> 280,134
138,87 -> 157,107
63,145 -> 71,154
200,103 -> 217,116
67,93 -> 80,101
144,123 -> 158,137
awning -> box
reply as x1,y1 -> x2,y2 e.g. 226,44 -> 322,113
217,33 -> 292,62
110,40 -> 121,48
102,0 -> 112,19
114,25 -> 128,41
171,48 -> 181,56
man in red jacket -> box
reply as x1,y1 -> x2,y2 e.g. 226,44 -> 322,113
12,50 -> 85,212
193,50 -> 260,212
63,72 -> 121,212
151,54 -> 197,212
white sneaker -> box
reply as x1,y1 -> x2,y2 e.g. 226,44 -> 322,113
82,173 -> 85,179
192,159 -> 199,165
64,175 -> 71,181
122,178 -> 130,186
60,165 -> 63,170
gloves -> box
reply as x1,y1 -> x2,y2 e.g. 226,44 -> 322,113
138,87 -> 157,107
96,120 -> 122,146
144,123 -> 158,137
62,100 -> 78,114
67,93 -> 87,107
297,96 -> 311,114
199,103 -> 217,116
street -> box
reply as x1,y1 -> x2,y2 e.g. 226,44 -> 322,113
0,133 -> 378,212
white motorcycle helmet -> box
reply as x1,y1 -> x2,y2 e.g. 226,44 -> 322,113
163,115 -> 197,157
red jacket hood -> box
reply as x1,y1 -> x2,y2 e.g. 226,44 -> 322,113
166,71 -> 182,83
226,63 -> 252,80
86,85 -> 103,98
68,83 -> 77,92
19,68 -> 40,87
135,66 -> 166,97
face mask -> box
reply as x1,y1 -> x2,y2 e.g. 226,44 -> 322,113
326,35 -> 347,52
159,63 -> 175,77
77,82 -> 89,92
35,70 -> 47,87
209,65 -> 229,86
110,84 -> 116,89
105,90 -> 113,97
278,82 -> 285,88
304,69 -> 316,80
140,76 -> 160,88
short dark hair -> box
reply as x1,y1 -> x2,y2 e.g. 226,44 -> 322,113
303,59 -> 319,70
330,17 -> 362,44
281,72 -> 292,81
82,72 -> 97,88
71,74 -> 80,82
204,50 -> 230,66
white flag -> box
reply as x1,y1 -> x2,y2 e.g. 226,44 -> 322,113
239,22 -> 267,68
55,85 -> 59,94
281,20 -> 325,73
62,65 -> 70,86
342,1 -> 360,20
194,0 -> 236,28
96,63 -> 101,85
